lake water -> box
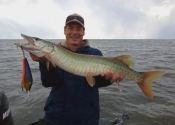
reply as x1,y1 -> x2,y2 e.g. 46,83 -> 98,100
0,39 -> 174,125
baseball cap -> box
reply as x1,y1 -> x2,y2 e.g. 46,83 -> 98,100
65,13 -> 84,28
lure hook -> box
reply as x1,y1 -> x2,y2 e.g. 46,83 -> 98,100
20,46 -> 25,57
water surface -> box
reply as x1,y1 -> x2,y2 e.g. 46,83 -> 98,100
0,39 -> 174,125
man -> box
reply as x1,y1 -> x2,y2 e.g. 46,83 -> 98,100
30,13 -> 119,125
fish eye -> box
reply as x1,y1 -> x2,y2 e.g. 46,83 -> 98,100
35,38 -> 39,40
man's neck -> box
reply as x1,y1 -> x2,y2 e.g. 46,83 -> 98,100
61,41 -> 82,51
68,44 -> 81,51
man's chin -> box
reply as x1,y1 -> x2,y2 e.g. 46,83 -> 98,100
70,39 -> 79,43
71,38 -> 79,41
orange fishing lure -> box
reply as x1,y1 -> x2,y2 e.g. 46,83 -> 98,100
20,49 -> 33,97
21,57 -> 33,91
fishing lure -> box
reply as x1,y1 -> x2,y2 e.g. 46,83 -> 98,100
20,47 -> 33,97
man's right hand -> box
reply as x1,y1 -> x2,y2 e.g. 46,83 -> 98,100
29,53 -> 47,65
29,53 -> 55,70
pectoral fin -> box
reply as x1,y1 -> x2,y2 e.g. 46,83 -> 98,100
46,60 -> 56,71
86,75 -> 95,87
46,60 -> 50,71
116,80 -> 122,92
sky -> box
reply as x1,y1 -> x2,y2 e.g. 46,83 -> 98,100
0,0 -> 175,39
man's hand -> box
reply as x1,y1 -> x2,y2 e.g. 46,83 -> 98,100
29,53 -> 46,65
101,72 -> 124,83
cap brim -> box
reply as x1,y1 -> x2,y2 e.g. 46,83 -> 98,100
65,19 -> 84,28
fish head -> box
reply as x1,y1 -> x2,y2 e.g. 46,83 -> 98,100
21,34 -> 54,54
21,34 -> 36,46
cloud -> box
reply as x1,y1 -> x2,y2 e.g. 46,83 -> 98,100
0,0 -> 175,39
0,0 -> 17,4
152,7 -> 175,39
84,0 -> 175,39
0,19 -> 58,39
154,24 -> 175,39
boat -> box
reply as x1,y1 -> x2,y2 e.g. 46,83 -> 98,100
0,89 -> 129,125
26,120 -> 107,125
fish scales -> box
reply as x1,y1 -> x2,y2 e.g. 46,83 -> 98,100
53,45 -> 141,81
49,44 -> 140,82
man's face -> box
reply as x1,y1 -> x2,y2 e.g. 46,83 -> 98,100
64,22 -> 85,46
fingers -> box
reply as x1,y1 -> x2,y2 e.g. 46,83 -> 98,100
118,75 -> 124,82
101,72 -> 117,83
101,72 -> 124,83
110,74 -> 117,83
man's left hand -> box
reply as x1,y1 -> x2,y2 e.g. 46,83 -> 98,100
101,72 -> 124,83
101,72 -> 117,83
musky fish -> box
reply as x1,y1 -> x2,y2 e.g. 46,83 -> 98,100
15,34 -> 165,99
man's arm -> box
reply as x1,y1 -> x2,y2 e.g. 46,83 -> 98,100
39,63 -> 64,87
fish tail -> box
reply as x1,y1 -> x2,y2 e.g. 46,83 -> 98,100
137,71 -> 165,99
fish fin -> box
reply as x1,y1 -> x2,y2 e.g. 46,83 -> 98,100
116,80 -> 122,92
51,62 -> 56,67
86,75 -> 95,87
137,71 -> 165,99
117,55 -> 134,68
46,60 -> 50,71
46,60 -> 56,71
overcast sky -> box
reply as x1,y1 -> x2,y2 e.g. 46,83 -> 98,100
0,0 -> 175,39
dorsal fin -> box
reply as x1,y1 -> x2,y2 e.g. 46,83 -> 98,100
116,55 -> 134,68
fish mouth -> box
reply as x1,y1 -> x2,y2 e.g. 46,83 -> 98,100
21,34 -> 35,46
